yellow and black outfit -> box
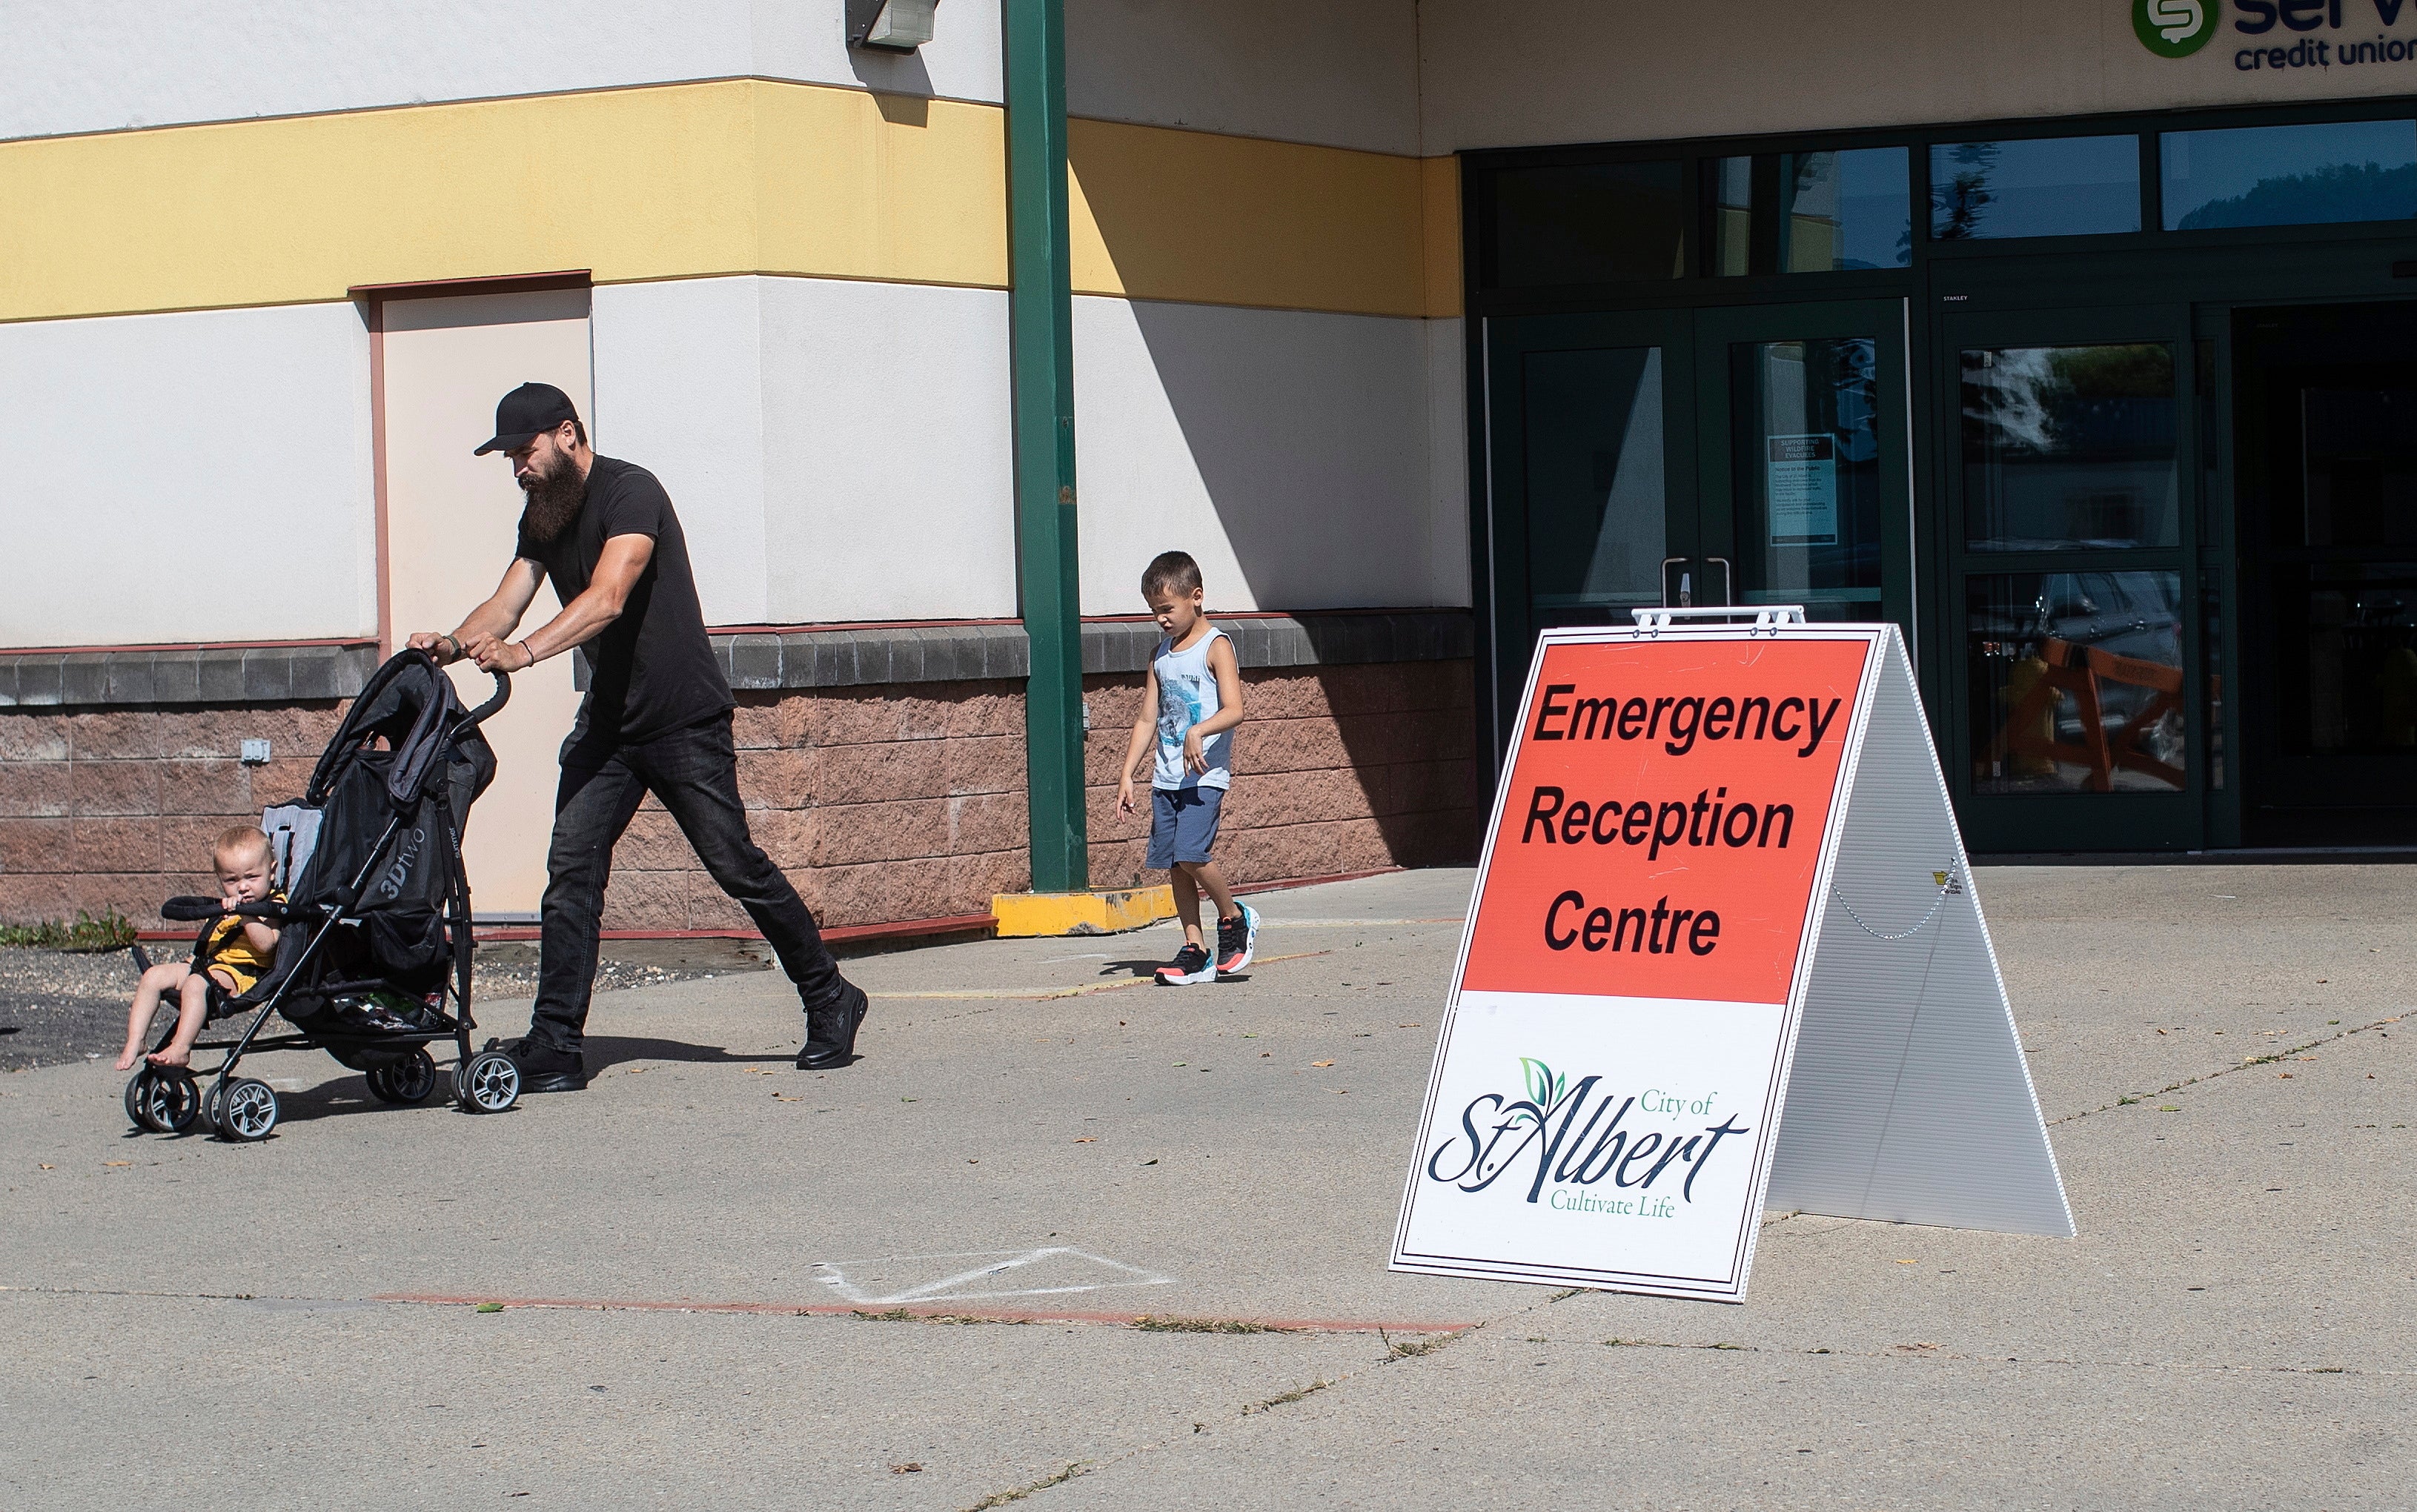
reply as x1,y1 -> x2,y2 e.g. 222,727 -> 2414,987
202,893 -> 284,996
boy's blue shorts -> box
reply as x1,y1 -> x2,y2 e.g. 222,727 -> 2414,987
1146,785 -> 1225,868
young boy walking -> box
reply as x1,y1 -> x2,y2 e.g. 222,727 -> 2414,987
1117,551 -> 1261,985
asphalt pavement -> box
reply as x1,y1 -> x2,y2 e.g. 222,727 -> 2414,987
1,865 -> 2410,1509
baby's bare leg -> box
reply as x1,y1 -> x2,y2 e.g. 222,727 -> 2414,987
146,973 -> 215,1070
116,963 -> 188,1071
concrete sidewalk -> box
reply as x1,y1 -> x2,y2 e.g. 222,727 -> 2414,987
1,865 -> 2411,1508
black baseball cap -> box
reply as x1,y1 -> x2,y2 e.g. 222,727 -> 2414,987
474,382 -> 581,455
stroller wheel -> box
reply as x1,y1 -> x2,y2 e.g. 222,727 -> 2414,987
125,1068 -> 199,1135
453,1050 -> 520,1115
198,1080 -> 228,1135
125,1068 -> 162,1133
216,1078 -> 279,1142
367,1050 -> 439,1105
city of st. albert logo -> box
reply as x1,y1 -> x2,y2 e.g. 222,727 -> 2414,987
2135,0 -> 2220,56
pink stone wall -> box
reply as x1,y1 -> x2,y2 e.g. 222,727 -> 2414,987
602,679 -> 1032,932
0,705 -> 342,929
0,657 -> 1479,933
1083,659 -> 1480,890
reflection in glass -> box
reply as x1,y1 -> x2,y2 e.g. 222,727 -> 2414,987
1488,162 -> 1687,287
2162,119 -> 2417,231
1966,572 -> 2186,795
1522,347 -> 1667,612
1929,136 -> 2141,240
1732,339 -> 1883,622
2275,568 -> 2417,755
1781,150 -> 1911,271
1708,150 -> 1911,274
1710,157 -> 1753,276
1962,344 -> 2178,550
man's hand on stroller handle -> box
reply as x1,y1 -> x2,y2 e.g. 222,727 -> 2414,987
408,537 -> 649,677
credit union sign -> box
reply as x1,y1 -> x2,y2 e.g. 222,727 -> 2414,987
2136,0 -> 2417,70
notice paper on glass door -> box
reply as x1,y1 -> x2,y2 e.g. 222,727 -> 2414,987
1766,434 -> 1838,546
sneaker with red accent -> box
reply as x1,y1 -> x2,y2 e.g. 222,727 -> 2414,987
1156,942 -> 1216,986
1216,903 -> 1261,975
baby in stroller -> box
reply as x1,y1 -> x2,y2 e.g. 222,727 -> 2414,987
118,649 -> 523,1141
113,825 -> 282,1072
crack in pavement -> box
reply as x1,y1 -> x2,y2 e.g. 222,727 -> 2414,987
1561,1334 -> 2408,1376
0,1282 -> 1476,1336
2049,1012 -> 2403,1126
953,1290 -> 1597,1507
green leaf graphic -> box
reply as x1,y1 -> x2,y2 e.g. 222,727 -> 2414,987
1520,1058 -> 1555,1109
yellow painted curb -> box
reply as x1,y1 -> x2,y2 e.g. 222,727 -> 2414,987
991,886 -> 1176,938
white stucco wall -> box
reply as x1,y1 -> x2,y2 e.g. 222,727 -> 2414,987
0,0 -> 1003,141
592,274 -> 1017,626
1425,316 -> 1471,609
0,302 -> 375,647
1072,295 -> 1462,617
1064,0 -> 1421,155
1419,0 -> 2417,152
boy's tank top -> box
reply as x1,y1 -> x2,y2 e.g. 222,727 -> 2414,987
1152,626 -> 1231,792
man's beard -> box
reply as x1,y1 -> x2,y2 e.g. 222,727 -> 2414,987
517,459 -> 587,544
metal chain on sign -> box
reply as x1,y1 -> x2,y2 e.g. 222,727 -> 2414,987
1831,866 -> 1960,942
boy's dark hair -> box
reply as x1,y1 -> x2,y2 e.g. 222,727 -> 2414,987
1141,551 -> 1202,598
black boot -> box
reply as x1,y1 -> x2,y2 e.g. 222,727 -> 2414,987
487,1035 -> 588,1093
797,981 -> 869,1070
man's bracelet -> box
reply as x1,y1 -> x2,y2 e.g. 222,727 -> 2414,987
517,640 -> 537,669
437,634 -> 461,663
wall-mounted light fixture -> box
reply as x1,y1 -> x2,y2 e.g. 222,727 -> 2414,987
848,0 -> 938,51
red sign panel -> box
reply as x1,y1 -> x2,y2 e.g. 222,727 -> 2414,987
1461,637 -> 1873,1006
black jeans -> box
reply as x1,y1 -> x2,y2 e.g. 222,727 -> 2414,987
528,711 -> 844,1052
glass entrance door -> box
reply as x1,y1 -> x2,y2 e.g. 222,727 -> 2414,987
1939,305 -> 2205,852
1479,302 -> 1913,760
1697,301 -> 1914,631
1481,311 -> 1698,746
2232,301 -> 2417,845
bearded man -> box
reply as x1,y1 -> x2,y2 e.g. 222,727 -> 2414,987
408,382 -> 869,1090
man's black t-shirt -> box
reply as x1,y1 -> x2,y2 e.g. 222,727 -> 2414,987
514,455 -> 731,764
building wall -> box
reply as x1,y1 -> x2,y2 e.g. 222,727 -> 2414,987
1,0 -> 1007,139
1418,0 -> 2417,150
1065,0 -> 1422,156
1072,297 -> 1459,615
0,638 -> 1478,932
0,2 -> 1487,932
590,274 -> 1019,626
0,302 -> 376,647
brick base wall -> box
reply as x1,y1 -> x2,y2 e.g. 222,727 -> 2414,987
1083,659 -> 1479,889
608,680 -> 1032,932
0,704 -> 345,929
0,657 -> 1480,932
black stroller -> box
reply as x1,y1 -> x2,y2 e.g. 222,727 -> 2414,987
122,650 -> 519,1141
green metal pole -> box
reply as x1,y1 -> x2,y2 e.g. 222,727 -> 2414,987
1003,0 -> 1087,893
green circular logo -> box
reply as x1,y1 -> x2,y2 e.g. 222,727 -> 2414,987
2134,0 -> 2220,56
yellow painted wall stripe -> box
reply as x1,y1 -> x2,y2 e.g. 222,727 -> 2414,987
0,79 -> 1462,323
0,79 -> 1007,322
1067,119 -> 1450,319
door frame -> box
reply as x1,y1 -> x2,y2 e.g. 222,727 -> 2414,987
1693,297 -> 1917,643
1929,300 -> 2207,852
1476,297 -> 1920,777
1479,308 -> 1700,755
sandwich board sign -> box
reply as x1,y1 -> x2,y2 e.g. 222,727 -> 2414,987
1392,608 -> 2072,1302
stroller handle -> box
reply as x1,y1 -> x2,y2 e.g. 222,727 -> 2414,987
456,668 -> 511,732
